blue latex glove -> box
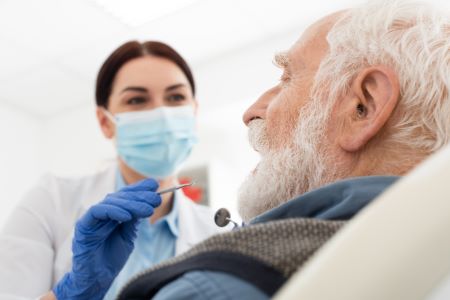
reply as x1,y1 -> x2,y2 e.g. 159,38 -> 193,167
53,178 -> 161,300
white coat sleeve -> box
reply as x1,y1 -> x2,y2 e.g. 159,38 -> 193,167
0,180 -> 57,299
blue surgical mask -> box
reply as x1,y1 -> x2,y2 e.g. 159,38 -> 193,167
104,106 -> 198,179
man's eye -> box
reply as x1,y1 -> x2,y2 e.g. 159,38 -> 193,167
167,94 -> 186,102
127,97 -> 146,105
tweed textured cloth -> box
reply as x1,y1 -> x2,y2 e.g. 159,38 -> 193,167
118,218 -> 345,299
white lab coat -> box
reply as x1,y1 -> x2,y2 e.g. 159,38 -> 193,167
0,165 -> 222,300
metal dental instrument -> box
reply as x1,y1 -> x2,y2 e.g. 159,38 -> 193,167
157,181 -> 195,195
214,208 -> 239,228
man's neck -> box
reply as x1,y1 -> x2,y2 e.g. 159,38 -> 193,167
118,159 -> 177,224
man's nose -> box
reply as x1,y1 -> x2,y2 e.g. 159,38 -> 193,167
242,86 -> 279,126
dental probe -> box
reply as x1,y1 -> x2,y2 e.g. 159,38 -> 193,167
157,181 -> 195,195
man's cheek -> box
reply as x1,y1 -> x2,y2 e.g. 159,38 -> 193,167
266,122 -> 292,150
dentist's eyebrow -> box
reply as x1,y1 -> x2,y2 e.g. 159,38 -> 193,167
120,86 -> 148,94
165,83 -> 186,92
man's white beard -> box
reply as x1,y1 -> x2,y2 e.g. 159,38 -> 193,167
237,99 -> 333,223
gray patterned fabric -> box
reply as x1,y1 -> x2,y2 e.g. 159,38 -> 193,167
119,217 -> 345,297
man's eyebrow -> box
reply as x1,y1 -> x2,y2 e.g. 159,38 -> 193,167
120,86 -> 147,94
273,52 -> 290,69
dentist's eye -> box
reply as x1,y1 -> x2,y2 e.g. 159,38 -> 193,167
167,94 -> 186,102
127,97 -> 146,105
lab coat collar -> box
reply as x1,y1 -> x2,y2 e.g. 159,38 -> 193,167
163,191 -> 180,238
176,192 -> 220,254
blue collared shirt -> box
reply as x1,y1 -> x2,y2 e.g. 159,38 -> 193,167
103,170 -> 179,300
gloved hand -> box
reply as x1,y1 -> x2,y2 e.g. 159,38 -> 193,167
53,178 -> 161,300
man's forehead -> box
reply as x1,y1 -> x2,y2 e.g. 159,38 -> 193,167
285,12 -> 345,68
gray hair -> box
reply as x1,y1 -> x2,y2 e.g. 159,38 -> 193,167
314,0 -> 450,154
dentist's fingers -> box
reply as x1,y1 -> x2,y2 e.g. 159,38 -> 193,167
120,178 -> 159,192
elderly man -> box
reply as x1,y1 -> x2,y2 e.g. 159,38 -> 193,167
43,1 -> 449,299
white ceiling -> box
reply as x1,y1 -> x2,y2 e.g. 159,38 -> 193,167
0,0 -> 447,118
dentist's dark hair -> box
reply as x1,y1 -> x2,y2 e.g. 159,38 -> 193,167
95,40 -> 196,108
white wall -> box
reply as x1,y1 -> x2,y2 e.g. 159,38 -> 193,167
41,105 -> 115,176
194,28 -> 300,113
0,104 -> 43,226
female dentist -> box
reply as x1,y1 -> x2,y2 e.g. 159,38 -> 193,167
0,41 -> 222,300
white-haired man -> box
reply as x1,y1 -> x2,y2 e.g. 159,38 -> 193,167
42,1 -> 449,299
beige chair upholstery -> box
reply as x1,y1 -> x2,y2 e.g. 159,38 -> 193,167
274,143 -> 450,300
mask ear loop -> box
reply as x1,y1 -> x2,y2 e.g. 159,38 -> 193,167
101,108 -> 119,144
102,108 -> 117,124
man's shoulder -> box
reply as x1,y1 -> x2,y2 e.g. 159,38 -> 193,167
153,270 -> 268,300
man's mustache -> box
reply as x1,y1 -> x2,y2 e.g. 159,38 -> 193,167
248,119 -> 269,154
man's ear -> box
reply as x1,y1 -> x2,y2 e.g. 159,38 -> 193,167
338,65 -> 400,152
96,107 -> 115,139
